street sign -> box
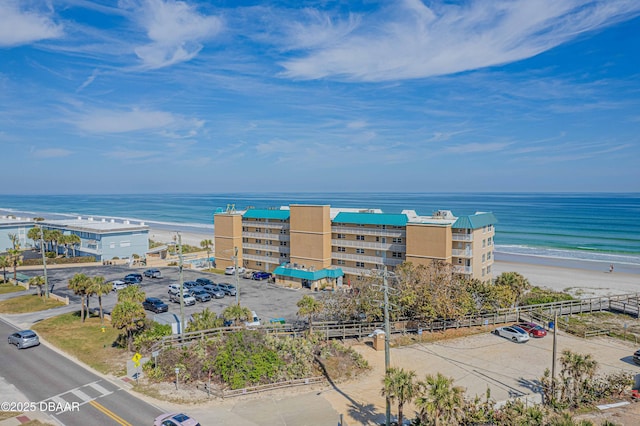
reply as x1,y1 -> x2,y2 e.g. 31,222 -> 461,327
132,352 -> 142,367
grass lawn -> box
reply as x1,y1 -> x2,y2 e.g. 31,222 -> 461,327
0,283 -> 26,294
0,294 -> 64,313
32,312 -> 129,376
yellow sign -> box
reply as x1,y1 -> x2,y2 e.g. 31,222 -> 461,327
132,353 -> 142,366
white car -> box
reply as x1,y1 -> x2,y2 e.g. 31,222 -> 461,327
225,266 -> 246,275
169,292 -> 196,306
494,326 -> 530,343
245,311 -> 261,327
111,280 -> 127,291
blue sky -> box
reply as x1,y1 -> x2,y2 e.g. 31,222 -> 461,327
1,0 -> 639,194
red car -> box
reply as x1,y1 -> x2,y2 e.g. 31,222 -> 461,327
514,322 -> 547,338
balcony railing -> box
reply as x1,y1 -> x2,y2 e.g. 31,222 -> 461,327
242,232 -> 290,241
453,265 -> 473,274
331,239 -> 406,252
242,253 -> 282,264
451,249 -> 473,258
452,233 -> 473,242
332,253 -> 405,266
242,221 -> 289,230
331,226 -> 405,237
243,243 -> 290,254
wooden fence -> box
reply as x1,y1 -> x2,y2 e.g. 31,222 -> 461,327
198,376 -> 325,399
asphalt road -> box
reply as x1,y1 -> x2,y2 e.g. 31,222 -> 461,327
24,265 -> 315,324
0,317 -> 163,426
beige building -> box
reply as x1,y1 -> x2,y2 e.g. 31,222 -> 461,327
214,205 -> 497,289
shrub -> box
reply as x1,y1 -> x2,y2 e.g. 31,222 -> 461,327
133,322 -> 172,352
519,287 -> 573,306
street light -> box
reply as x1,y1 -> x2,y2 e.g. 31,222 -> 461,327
175,367 -> 180,390
175,232 -> 185,339
38,225 -> 49,299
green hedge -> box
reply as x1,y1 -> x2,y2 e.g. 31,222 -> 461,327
22,256 -> 96,266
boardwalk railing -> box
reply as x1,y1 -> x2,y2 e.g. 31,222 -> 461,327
151,293 -> 640,352
198,376 -> 325,399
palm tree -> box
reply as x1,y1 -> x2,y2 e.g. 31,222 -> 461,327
29,275 -> 46,298
117,284 -> 145,304
200,239 -> 213,268
48,230 -> 63,256
0,256 -> 9,283
415,372 -> 465,426
68,273 -> 92,322
66,234 -> 81,257
89,276 -> 111,321
296,294 -> 323,335
7,248 -> 22,282
27,227 -> 42,250
381,367 -> 417,426
494,272 -> 531,306
222,304 -> 251,326
186,308 -> 223,332
7,233 -> 19,249
111,300 -> 146,351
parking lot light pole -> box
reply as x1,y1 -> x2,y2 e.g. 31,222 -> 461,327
383,267 -> 391,426
234,246 -> 240,305
177,232 -> 184,338
39,226 -> 49,299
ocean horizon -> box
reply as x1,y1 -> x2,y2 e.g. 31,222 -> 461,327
1,192 -> 639,273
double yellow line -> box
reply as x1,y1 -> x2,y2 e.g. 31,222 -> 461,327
89,400 -> 132,426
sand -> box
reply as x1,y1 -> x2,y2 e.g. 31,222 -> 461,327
149,228 -> 213,248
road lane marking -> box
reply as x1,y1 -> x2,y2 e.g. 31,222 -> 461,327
87,382 -> 112,397
89,400 -> 133,426
70,389 -> 92,402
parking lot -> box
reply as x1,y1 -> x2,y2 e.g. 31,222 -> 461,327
37,266 -> 312,324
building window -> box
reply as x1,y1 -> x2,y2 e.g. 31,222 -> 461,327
256,228 -> 262,233
266,252 -> 271,257
458,258 -> 462,264
336,259 -> 345,265
337,247 -> 346,252
483,225 -> 487,233
356,262 -> 365,268
356,248 -> 365,254
109,242 -> 115,249
488,237 -> 493,246
280,253 -> 287,258
392,252 -> 403,258
482,239 -> 486,248
120,241 -> 131,247
376,237 -> 380,242
356,235 -> 365,241
482,254 -> 486,263
257,262 -> 262,266
242,227 -> 248,232
280,229 -> 287,234
256,250 -> 262,255
487,251 -> 492,260
487,265 -> 492,273
482,268 -> 485,277
337,234 -> 346,239
256,239 -> 262,244
280,241 -> 288,246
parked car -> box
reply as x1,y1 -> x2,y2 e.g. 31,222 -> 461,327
111,280 -> 128,291
201,284 -> 225,299
217,283 -> 237,296
154,412 -> 200,426
252,271 -> 272,281
169,292 -> 196,306
225,266 -> 246,275
514,322 -> 547,338
245,310 -> 261,327
494,326 -> 530,343
195,277 -> 215,287
189,288 -> 212,302
142,297 -> 169,313
183,281 -> 199,290
242,270 -> 255,279
8,330 -> 40,349
144,268 -> 162,278
124,273 -> 143,284
167,283 -> 182,295
633,349 -> 640,366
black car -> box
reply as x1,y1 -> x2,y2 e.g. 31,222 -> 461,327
195,277 -> 215,287
142,297 -> 168,313
634,349 -> 640,366
124,273 -> 143,284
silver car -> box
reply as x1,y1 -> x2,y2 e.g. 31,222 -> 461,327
8,330 -> 40,349
493,326 -> 530,343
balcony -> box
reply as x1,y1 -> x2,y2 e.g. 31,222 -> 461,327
243,231 -> 290,241
332,253 -> 405,266
453,265 -> 473,274
242,253 -> 282,264
451,249 -> 473,258
331,226 -> 405,238
243,243 -> 290,254
452,233 -> 473,242
242,221 -> 289,230
331,239 -> 406,252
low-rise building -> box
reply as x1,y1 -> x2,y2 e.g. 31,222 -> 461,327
0,216 -> 34,252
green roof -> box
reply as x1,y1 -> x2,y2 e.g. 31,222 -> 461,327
273,266 -> 344,281
332,212 -> 407,227
452,212 -> 498,229
242,209 -> 290,220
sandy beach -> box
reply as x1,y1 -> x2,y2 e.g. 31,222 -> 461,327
148,228 -> 213,248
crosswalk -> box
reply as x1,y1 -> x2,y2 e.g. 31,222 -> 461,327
42,380 -> 115,414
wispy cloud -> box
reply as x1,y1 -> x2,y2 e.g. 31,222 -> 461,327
446,142 -> 511,154
0,1 -> 63,47
121,0 -> 223,69
73,107 -> 202,135
279,0 -> 640,81
31,148 -> 73,158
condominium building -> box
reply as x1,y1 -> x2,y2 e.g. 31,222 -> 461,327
214,204 -> 497,289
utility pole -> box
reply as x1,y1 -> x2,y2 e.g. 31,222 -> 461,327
551,310 -> 558,398
383,267 -> 391,426
177,232 -> 184,338
40,226 -> 49,299
234,246 -> 240,305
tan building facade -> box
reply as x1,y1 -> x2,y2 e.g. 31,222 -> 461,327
214,205 -> 497,288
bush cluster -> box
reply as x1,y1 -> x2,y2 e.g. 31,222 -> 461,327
22,256 -> 96,266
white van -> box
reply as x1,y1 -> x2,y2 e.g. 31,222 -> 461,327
245,311 -> 260,327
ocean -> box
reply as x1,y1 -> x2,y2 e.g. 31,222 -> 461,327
1,193 -> 639,272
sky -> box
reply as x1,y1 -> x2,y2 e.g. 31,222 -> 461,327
1,0 -> 639,194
